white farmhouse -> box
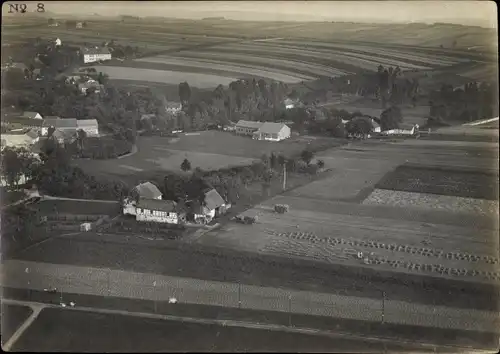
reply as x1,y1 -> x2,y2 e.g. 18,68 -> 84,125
82,47 -> 112,64
252,122 -> 291,141
135,198 -> 182,224
235,120 -> 265,136
191,188 -> 228,224
55,38 -> 62,47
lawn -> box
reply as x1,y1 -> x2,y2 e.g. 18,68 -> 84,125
30,200 -> 121,216
76,131 -> 346,178
0,304 -> 33,345
375,165 -> 499,200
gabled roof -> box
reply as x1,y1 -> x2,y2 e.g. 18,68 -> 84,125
141,114 -> 156,120
136,198 -> 177,213
22,111 -> 41,119
43,118 -> 78,129
25,129 -> 39,139
204,188 -> 225,210
77,119 -> 98,127
132,182 -> 162,199
3,116 -> 43,127
53,129 -> 76,141
257,122 -> 288,134
236,120 -> 264,129
82,47 -> 111,55
1,134 -> 35,147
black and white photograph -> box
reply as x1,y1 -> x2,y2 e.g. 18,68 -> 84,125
1,0 -> 499,352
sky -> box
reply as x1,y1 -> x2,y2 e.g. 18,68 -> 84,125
3,1 -> 498,28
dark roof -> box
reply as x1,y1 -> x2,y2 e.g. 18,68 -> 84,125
43,118 -> 78,129
53,129 -> 76,141
77,119 -> 98,127
132,182 -> 162,199
236,120 -> 264,129
257,122 -> 288,134
136,198 -> 177,213
3,116 -> 43,127
204,188 -> 225,210
22,111 -> 41,119
82,47 -> 111,55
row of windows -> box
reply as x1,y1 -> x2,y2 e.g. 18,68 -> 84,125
136,208 -> 176,217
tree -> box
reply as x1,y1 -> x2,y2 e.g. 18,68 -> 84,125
76,129 -> 87,152
345,117 -> 373,137
277,154 -> 286,167
181,158 -> 191,172
316,159 -> 325,169
380,106 -> 403,131
1,148 -> 24,188
300,149 -> 314,165
178,82 -> 191,106
269,153 -> 278,170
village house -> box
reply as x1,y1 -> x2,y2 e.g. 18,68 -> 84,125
190,188 -> 228,224
55,38 -> 62,47
235,120 -> 265,136
1,130 -> 39,149
134,198 -> 185,224
123,182 -> 163,216
78,80 -> 104,94
76,22 -> 83,28
371,119 -> 381,133
77,119 -> 99,136
165,101 -> 182,115
2,116 -> 44,131
21,111 -> 43,120
81,47 -> 112,64
284,98 -> 296,109
253,122 -> 291,141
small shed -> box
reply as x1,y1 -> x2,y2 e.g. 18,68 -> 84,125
80,222 -> 92,232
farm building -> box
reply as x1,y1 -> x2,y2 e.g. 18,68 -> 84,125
135,198 -> 184,224
41,118 -> 78,136
253,122 -> 291,141
82,47 -> 112,64
382,123 -> 419,136
77,119 -> 99,136
22,111 -> 43,120
52,129 -> 77,145
235,120 -> 265,136
55,38 -> 62,47
189,188 -> 228,224
372,119 -> 381,133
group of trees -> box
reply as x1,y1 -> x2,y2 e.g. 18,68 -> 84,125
427,81 -> 498,126
174,78 -> 289,132
1,141 -> 129,200
168,148 -> 324,207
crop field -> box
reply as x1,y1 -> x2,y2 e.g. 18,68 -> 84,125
375,165 -> 499,200
196,134 -> 499,284
76,131 -> 344,178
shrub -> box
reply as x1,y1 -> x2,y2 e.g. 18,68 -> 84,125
274,204 -> 290,213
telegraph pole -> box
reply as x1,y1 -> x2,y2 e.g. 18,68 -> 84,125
288,295 -> 292,327
282,163 -> 287,191
381,291 -> 386,324
238,282 -> 241,309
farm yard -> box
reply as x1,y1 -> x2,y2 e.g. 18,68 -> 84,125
75,131 -> 345,177
195,132 -> 500,285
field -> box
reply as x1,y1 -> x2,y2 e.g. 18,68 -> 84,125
75,131 -> 345,178
2,17 -> 496,90
195,133 -> 500,284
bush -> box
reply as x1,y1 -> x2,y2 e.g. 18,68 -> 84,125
274,204 -> 290,213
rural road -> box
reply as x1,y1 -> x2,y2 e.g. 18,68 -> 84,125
1,260 -> 499,333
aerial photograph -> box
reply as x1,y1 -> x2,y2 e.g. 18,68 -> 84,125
0,0 -> 498,352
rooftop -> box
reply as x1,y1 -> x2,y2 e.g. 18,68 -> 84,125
3,116 -> 43,127
43,118 -> 78,129
82,47 -> 111,56
257,122 -> 288,134
236,120 -> 264,129
204,188 -> 225,210
136,198 -> 177,213
77,119 -> 98,127
22,111 -> 41,119
132,182 -> 162,200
